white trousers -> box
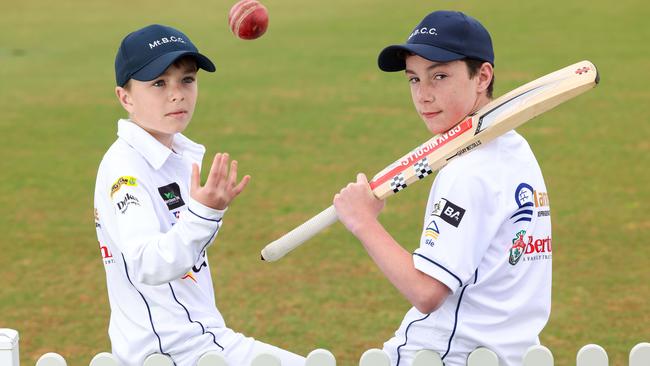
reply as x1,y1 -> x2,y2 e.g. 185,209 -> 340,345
142,328 -> 305,366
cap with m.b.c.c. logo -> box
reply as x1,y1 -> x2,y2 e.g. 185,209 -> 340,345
378,10 -> 494,72
115,24 -> 216,87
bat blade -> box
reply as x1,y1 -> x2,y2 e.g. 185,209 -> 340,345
261,60 -> 599,262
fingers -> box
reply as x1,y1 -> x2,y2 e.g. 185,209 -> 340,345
191,163 -> 200,193
206,153 -> 230,186
226,158 -> 250,196
196,152 -> 250,210
217,153 -> 229,179
233,174 -> 251,196
206,153 -> 220,187
228,159 -> 238,188
336,173 -> 379,203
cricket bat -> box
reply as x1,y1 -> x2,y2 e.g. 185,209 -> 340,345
261,60 -> 599,262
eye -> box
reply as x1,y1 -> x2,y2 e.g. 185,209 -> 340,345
152,79 -> 165,87
433,73 -> 447,81
408,76 -> 420,84
182,76 -> 196,84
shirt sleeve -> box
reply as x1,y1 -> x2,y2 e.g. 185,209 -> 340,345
109,175 -> 225,286
413,167 -> 502,294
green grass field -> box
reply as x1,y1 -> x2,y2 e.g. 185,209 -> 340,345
1,0 -> 648,365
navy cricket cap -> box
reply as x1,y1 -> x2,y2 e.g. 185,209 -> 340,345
378,11 -> 494,72
115,24 -> 216,87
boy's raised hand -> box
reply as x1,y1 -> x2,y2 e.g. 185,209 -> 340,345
191,153 -> 251,210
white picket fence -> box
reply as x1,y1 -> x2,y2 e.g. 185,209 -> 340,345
2,329 -> 650,366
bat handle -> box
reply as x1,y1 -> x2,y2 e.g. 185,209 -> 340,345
260,205 -> 339,262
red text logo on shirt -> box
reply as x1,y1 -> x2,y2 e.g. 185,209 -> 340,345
509,231 -> 552,265
99,242 -> 115,265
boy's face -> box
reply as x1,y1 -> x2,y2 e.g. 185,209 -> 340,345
116,61 -> 198,146
405,56 -> 491,135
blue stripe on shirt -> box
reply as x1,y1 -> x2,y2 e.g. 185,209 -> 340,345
413,252 -> 463,288
121,254 -> 177,365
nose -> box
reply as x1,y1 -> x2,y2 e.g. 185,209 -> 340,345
169,84 -> 185,102
416,81 -> 434,104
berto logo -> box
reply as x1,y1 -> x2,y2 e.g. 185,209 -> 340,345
158,182 -> 185,210
509,230 -> 553,266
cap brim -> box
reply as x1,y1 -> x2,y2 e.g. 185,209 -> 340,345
378,44 -> 466,72
131,50 -> 216,82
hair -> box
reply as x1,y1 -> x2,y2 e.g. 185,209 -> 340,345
464,58 -> 494,98
122,56 -> 199,90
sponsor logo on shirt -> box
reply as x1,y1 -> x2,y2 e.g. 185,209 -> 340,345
509,230 -> 552,265
424,219 -> 440,247
94,208 -> 101,228
509,230 -> 526,265
99,242 -> 115,265
116,193 -> 140,214
158,182 -> 185,210
431,198 -> 466,227
182,272 -> 197,282
182,254 -> 208,283
110,176 -> 137,197
511,183 -> 550,223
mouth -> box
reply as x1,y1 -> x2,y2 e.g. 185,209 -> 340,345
421,111 -> 441,119
166,110 -> 187,117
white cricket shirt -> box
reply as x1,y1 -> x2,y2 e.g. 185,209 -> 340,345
94,120 -> 230,366
383,130 -> 552,366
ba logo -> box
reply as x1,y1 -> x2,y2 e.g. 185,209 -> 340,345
431,198 -> 466,227
158,182 -> 185,210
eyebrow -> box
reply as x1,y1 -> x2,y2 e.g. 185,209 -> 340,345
159,65 -> 198,77
405,63 -> 446,74
182,65 -> 198,73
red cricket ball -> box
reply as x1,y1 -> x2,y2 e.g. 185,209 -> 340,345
228,0 -> 269,40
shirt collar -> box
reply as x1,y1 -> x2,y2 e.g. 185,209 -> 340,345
117,119 -> 206,170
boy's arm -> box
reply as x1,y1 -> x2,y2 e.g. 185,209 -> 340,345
334,174 -> 450,314
109,153 -> 249,286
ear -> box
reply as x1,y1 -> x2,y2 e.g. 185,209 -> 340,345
476,62 -> 494,94
115,86 -> 134,114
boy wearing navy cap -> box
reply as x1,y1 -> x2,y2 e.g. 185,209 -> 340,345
333,11 -> 552,366
94,24 -> 305,366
